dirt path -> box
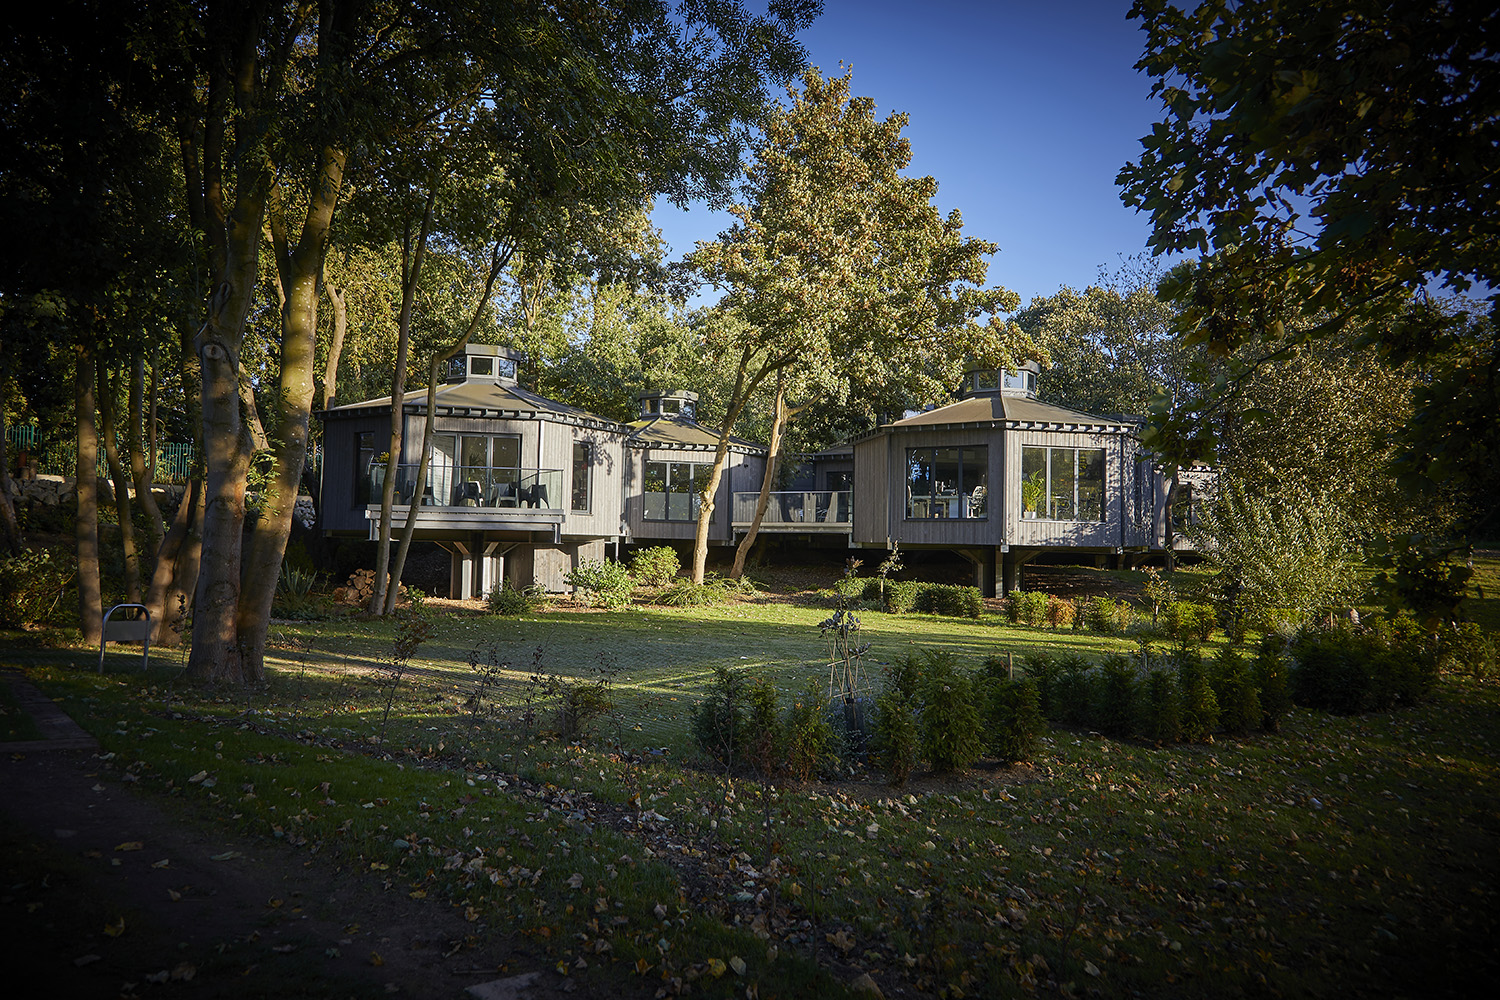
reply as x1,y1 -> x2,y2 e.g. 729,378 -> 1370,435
0,678 -> 640,1000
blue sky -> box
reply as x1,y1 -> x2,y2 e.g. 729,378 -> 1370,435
654,0 -> 1169,310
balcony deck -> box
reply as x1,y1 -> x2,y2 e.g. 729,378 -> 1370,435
731,491 -> 851,532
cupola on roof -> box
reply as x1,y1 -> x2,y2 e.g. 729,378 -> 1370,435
636,389 -> 698,421
446,344 -> 523,386
964,360 -> 1040,400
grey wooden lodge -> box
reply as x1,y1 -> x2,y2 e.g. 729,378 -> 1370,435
317,348 -> 1183,598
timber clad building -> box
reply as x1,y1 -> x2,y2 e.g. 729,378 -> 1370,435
318,347 -> 1184,598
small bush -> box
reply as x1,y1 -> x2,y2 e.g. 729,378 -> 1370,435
1052,656 -> 1095,726
1163,601 -> 1216,645
918,651 -> 983,772
887,581 -> 982,618
486,581 -> 544,615
884,580 -> 920,614
272,562 -> 326,619
873,691 -> 920,786
557,680 -> 611,741
655,579 -> 729,607
984,677 -> 1044,763
1438,621 -> 1496,678
1084,595 -> 1131,634
1253,636 -> 1292,731
564,558 -> 634,608
1177,651 -> 1220,741
743,677 -> 783,776
0,546 -> 75,628
627,545 -> 680,587
1022,653 -> 1061,716
1290,629 -> 1371,714
691,666 -> 749,766
1096,654 -> 1139,737
1044,594 -> 1077,629
884,652 -> 924,703
1135,669 -> 1182,744
783,683 -> 837,782
1008,590 -> 1048,627
1212,648 -> 1262,736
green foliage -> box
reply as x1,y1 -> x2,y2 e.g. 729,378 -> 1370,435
0,546 -> 75,628
564,558 -> 634,609
1142,567 -> 1176,625
744,676 -> 783,777
1212,648 -> 1262,736
1095,654 -> 1139,738
1177,652 -> 1221,743
1253,637 -> 1293,732
1007,590 -> 1048,627
1290,624 -> 1441,715
628,545 -> 681,587
655,579 -> 731,607
886,581 -> 983,619
272,563 -> 327,620
1083,595 -> 1132,633
1438,622 -> 1496,678
782,682 -> 837,783
1162,600 -> 1216,646
1135,669 -> 1182,745
983,677 -> 1044,764
917,651 -> 982,773
873,690 -> 920,787
556,680 -> 612,742
486,581 -> 545,616
691,666 -> 748,767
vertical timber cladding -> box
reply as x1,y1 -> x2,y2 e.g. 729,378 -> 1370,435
1007,426 -> 1124,549
852,435 -> 888,545
324,413 -> 389,533
542,419 -> 626,539
884,427 -> 1002,548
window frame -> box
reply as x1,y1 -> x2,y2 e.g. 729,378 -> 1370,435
903,445 -> 988,520
1020,445 -> 1106,522
642,458 -> 711,521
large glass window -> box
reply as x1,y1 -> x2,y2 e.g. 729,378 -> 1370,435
571,443 -> 591,512
1021,446 -> 1105,521
905,446 -> 987,519
430,433 -> 520,504
643,459 -> 709,521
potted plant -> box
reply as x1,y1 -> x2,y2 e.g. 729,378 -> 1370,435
1021,472 -> 1044,519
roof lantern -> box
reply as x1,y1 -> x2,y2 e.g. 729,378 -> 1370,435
637,389 -> 698,421
964,360 -> 1040,400
445,344 -> 523,385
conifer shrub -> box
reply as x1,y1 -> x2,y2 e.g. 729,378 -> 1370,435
984,677 -> 1044,763
744,676 -> 784,776
691,666 -> 749,766
1051,655 -> 1096,726
1211,647 -> 1262,735
1163,600 -> 1216,645
627,545 -> 680,587
873,691 -> 920,786
1253,635 -> 1292,731
1438,621 -> 1496,679
1084,595 -> 1133,633
1135,669 -> 1182,744
1177,651 -> 1221,741
917,651 -> 983,772
1008,590 -> 1048,627
1096,654 -> 1139,737
1289,629 -> 1371,714
782,682 -> 837,782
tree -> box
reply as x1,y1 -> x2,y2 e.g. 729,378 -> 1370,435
690,68 -> 1036,583
1119,0 -> 1500,534
144,0 -> 816,682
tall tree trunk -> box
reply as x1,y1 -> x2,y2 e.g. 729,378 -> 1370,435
322,276 -> 348,411
729,380 -> 807,580
99,369 -> 143,604
0,351 -> 22,556
691,348 -> 776,584
238,147 -> 348,678
372,184 -> 435,614
386,241 -> 513,611
145,477 -> 202,646
75,341 -> 103,645
128,353 -> 165,563
1163,467 -> 1180,573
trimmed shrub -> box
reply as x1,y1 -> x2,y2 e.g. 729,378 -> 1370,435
885,580 -> 921,614
628,545 -> 680,587
873,691 -> 920,786
918,652 -> 983,772
1253,636 -> 1292,731
783,683 -> 837,782
564,558 -> 634,608
1177,652 -> 1220,741
1438,621 -> 1496,678
691,666 -> 749,766
887,582 -> 983,618
1163,601 -> 1216,645
1290,629 -> 1371,714
1044,594 -> 1077,630
1084,595 -> 1132,633
1135,669 -> 1182,744
984,677 -> 1044,764
1008,590 -> 1048,627
486,581 -> 545,615
557,680 -> 611,741
1096,654 -> 1139,737
1052,656 -> 1095,726
744,677 -> 783,776
1211,648 -> 1262,735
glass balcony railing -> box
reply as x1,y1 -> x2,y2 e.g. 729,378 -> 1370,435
731,490 -> 851,525
369,464 -> 563,510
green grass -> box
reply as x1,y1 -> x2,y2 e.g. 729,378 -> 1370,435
2,580 -> 1496,998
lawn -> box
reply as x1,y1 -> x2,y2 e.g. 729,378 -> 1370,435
2,574 -> 1497,999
